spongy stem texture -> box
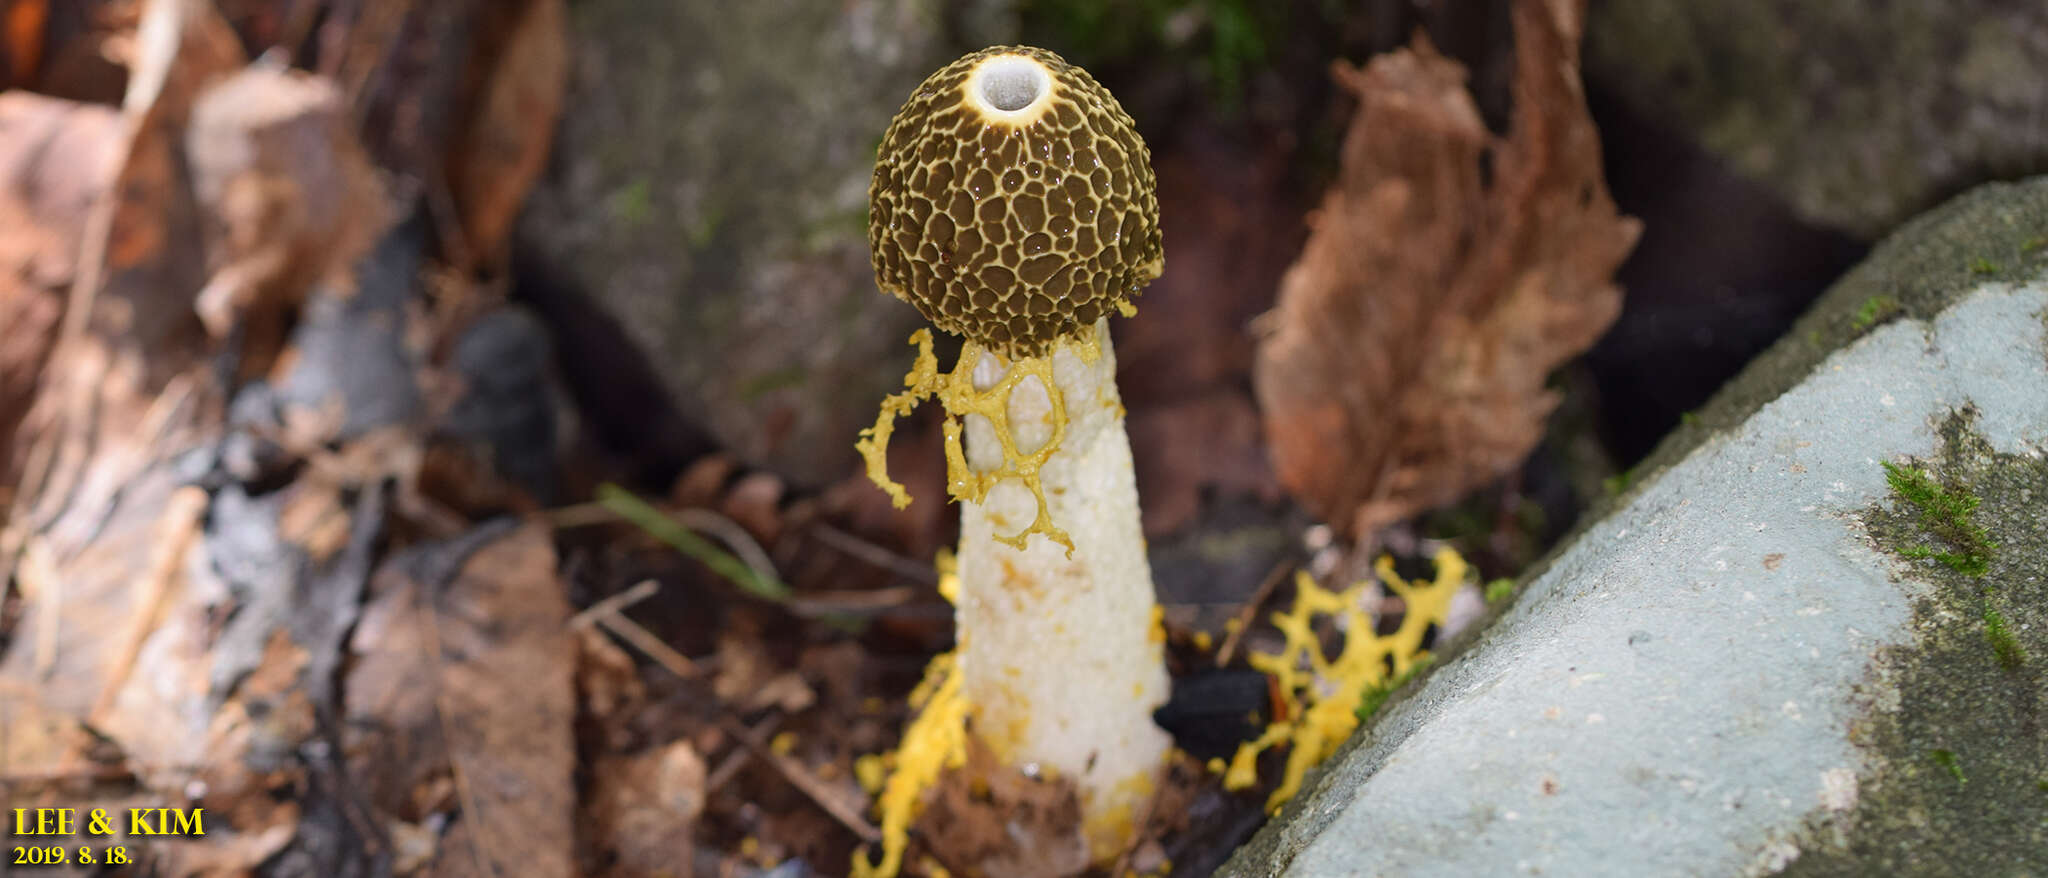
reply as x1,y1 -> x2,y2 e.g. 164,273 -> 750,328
956,318 -> 1170,855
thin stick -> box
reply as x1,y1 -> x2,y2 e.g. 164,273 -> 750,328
591,609 -> 701,679
22,538 -> 60,678
807,523 -> 938,585
786,587 -> 915,616
704,714 -> 782,795
566,579 -> 660,630
1216,558 -> 1296,667
716,716 -> 880,844
89,486 -> 207,723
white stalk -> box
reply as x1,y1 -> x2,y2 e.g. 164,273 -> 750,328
955,317 -> 1170,851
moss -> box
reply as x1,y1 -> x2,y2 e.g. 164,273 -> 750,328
1484,578 -> 1515,604
1225,180 -> 2048,877
1969,256 -> 2000,275
1355,656 -> 1434,723
1849,295 -> 1901,333
1876,452 -> 1995,577
1017,0 -> 1310,112
737,366 -> 808,401
1778,411 -> 2048,874
1928,749 -> 1965,785
608,178 -> 654,227
1982,605 -> 2026,671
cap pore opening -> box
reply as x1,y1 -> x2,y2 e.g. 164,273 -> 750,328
973,55 -> 1051,114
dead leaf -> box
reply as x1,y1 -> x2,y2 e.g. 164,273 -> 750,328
574,625 -> 645,729
343,523 -> 576,878
3,0 -> 47,85
447,0 -> 567,264
184,66 -> 388,363
918,738 -> 1090,878
1252,0 -> 1641,537
0,93 -> 121,469
29,0 -> 135,103
583,741 -> 706,878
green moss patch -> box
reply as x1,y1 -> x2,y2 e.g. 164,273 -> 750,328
1877,453 -> 1996,577
1781,410 -> 2048,874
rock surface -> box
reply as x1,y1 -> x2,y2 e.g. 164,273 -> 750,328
1222,179 -> 2048,875
1586,1 -> 2048,238
519,0 -> 1013,485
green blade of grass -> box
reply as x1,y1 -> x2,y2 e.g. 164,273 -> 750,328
596,483 -> 791,601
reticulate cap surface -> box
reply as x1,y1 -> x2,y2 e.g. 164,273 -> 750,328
868,46 -> 1163,358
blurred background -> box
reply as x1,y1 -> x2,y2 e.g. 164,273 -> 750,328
0,0 -> 2042,875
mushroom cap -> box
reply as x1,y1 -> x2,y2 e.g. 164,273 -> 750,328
869,46 -> 1163,358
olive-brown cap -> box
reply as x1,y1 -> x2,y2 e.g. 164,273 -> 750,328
869,46 -> 1163,358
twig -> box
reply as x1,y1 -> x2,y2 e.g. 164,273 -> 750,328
670,507 -> 782,594
87,486 -> 208,723
716,716 -> 880,844
541,500 -> 610,529
703,714 -> 782,795
806,523 -> 938,585
1216,558 -> 1296,667
586,602 -> 701,679
786,587 -> 915,617
566,579 -> 660,629
21,537 -> 60,678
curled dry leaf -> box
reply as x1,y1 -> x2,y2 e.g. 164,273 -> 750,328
447,0 -> 568,264
1252,0 -> 1641,537
0,93 -> 121,466
185,66 -> 388,353
344,524 -> 576,878
583,741 -> 707,878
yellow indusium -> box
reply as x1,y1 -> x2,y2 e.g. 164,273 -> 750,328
1226,548 -> 1468,812
857,326 -> 1112,554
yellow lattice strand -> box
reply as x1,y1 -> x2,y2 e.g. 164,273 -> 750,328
853,554 -> 971,878
857,328 -> 1106,556
1225,547 -> 1467,812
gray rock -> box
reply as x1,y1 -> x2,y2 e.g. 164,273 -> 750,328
1222,178 -> 2048,875
1587,1 -> 2048,238
519,0 -> 1015,485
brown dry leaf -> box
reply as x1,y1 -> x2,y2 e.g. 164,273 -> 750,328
574,625 -> 645,728
2,0 -> 47,85
447,0 -> 567,264
30,0 -> 137,103
185,65 -> 389,362
343,524 -> 576,878
0,0 -> 239,778
582,741 -> 706,878
1252,0 -> 1641,537
918,738 -> 1089,878
0,93 -> 121,468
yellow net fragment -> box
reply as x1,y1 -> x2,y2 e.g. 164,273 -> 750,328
852,555 -> 971,878
856,328 -> 1104,556
1225,547 -> 1467,812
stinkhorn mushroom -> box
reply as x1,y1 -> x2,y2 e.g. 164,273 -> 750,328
857,45 -> 1169,863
